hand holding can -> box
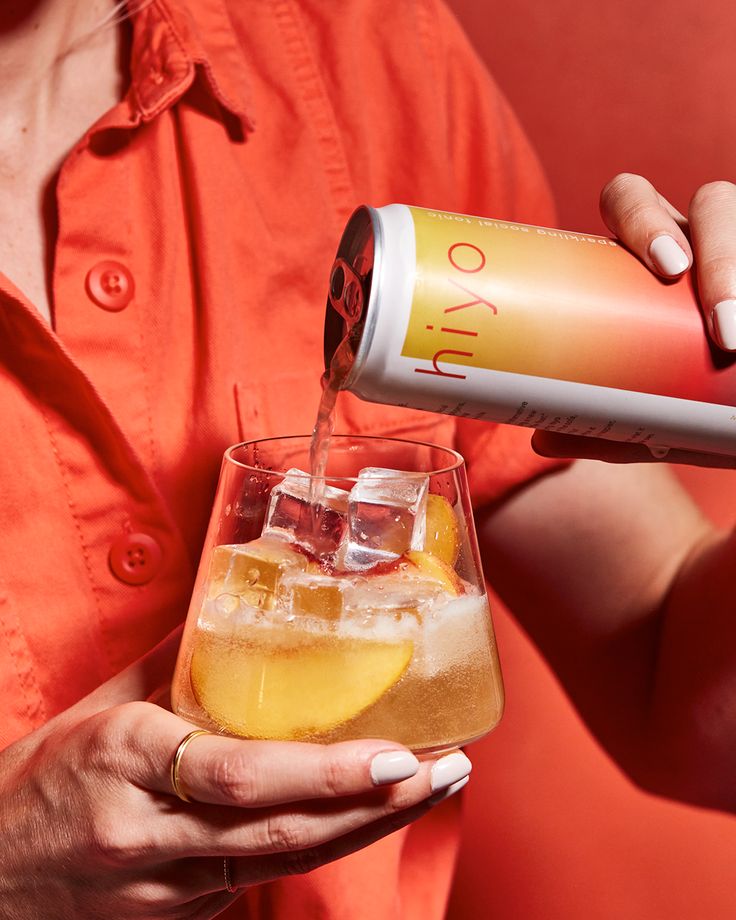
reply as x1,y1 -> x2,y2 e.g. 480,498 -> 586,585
324,203 -> 736,460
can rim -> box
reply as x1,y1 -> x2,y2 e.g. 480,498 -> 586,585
343,205 -> 382,391
322,205 -> 381,389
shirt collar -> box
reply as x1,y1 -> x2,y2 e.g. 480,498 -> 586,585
128,0 -> 255,132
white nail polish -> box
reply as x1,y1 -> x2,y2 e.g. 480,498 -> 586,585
428,774 -> 470,805
370,750 -> 419,786
430,751 -> 472,793
649,235 -> 690,276
712,300 -> 736,351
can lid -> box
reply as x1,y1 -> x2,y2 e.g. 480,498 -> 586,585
323,206 -> 377,379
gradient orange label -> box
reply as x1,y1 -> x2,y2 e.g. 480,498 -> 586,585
402,207 -> 736,406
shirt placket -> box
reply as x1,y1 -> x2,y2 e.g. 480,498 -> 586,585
52,118 -> 158,473
0,6 -> 219,721
0,291 -> 194,687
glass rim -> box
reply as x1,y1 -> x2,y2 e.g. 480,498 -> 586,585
223,433 -> 465,479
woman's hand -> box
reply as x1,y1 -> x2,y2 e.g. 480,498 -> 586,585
599,173 -> 736,350
0,635 -> 470,920
533,174 -> 736,466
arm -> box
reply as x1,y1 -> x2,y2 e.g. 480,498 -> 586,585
474,166 -> 736,812
477,458 -> 735,811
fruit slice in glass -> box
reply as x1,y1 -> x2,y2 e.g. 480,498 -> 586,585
189,627 -> 414,740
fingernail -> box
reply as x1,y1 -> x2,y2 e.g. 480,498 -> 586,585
428,774 -> 470,805
370,750 -> 420,786
712,300 -> 736,350
430,751 -> 472,793
649,235 -> 690,276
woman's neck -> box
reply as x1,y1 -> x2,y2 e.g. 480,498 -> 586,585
0,1 -> 121,103
0,0 -> 128,325
0,0 -> 128,170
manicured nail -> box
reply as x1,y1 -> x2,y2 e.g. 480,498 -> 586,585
428,775 -> 470,805
430,751 -> 472,793
370,750 -> 420,786
712,300 -> 736,351
649,235 -> 690,276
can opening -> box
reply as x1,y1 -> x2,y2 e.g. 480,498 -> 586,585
330,264 -> 345,300
323,206 -> 376,377
328,259 -> 364,322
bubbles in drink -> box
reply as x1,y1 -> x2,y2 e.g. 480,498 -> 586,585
340,570 -> 442,621
263,468 -> 349,558
418,592 -> 489,678
213,593 -> 240,616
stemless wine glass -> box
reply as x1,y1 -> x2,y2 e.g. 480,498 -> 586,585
172,435 -> 504,754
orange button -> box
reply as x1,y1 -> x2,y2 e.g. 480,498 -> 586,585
86,261 -> 135,311
109,532 -> 162,585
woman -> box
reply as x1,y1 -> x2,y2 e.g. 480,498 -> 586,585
1,1 -> 734,918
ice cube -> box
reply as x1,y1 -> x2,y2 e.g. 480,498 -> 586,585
342,468 -> 429,570
263,468 -> 349,558
206,536 -> 308,609
344,572 -> 442,622
277,571 -> 355,621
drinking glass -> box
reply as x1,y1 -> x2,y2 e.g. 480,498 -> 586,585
172,435 -> 504,754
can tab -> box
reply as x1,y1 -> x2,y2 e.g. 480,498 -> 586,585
329,258 -> 365,323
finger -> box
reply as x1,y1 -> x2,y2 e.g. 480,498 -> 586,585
688,181 -> 736,350
174,893 -> 238,920
175,892 -> 238,920
231,776 -> 469,889
112,703 -> 422,806
600,173 -> 692,277
110,858 -> 233,906
173,735 -> 425,807
150,752 -> 471,858
532,431 -> 736,469
113,861 -> 239,920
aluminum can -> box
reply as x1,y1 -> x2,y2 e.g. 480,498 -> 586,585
323,204 -> 736,456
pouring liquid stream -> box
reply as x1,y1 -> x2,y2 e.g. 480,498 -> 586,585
309,261 -> 362,503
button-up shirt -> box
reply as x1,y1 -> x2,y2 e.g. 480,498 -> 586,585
0,1 -> 558,917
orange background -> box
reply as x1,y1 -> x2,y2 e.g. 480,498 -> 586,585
445,2 -> 736,918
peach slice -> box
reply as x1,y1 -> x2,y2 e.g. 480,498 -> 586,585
404,550 -> 462,595
423,494 -> 461,566
190,627 -> 413,739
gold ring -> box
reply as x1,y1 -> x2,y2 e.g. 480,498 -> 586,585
170,729 -> 211,803
223,856 -> 236,894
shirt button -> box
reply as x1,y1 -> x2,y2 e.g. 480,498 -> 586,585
86,260 -> 135,311
109,533 -> 163,586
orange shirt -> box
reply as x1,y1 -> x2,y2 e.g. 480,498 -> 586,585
0,1 -> 559,917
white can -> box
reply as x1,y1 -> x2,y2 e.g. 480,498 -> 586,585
323,204 -> 736,456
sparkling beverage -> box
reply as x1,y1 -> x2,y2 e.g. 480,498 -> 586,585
172,435 -> 504,753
